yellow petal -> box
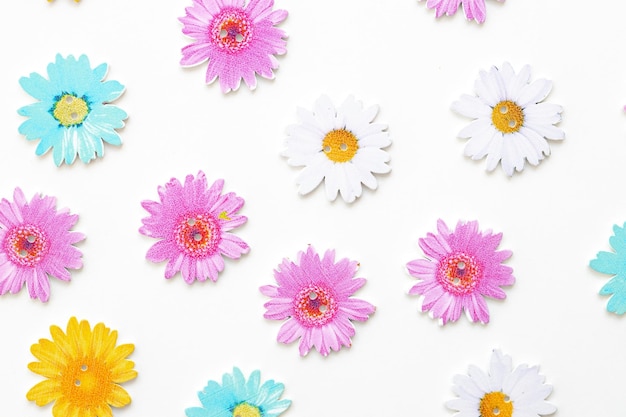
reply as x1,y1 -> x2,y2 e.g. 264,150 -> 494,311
65,317 -> 81,355
110,360 -> 137,383
107,384 -> 131,407
105,343 -> 134,365
52,397 -> 71,417
26,379 -> 62,405
28,361 -> 62,378
90,322 -> 109,358
77,319 -> 93,356
94,404 -> 113,417
31,339 -> 66,368
50,324 -> 75,359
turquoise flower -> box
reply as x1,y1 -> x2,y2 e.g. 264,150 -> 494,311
590,223 -> 626,314
18,54 -> 127,166
186,367 -> 291,417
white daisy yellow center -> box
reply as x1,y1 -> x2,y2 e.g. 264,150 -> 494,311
212,10 -> 253,53
232,402 -> 261,417
52,94 -> 90,127
322,129 -> 359,163
491,100 -> 524,134
175,214 -> 221,258
479,391 -> 513,417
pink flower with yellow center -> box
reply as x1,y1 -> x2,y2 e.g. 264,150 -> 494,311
260,246 -> 375,356
0,188 -> 84,302
139,171 -> 249,283
406,219 -> 514,324
179,0 -> 288,93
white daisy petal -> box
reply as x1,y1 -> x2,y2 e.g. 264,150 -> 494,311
511,131 -> 541,166
488,350 -> 512,390
467,365 -> 491,392
499,62 -> 515,85
358,132 -> 391,148
484,132 -> 504,171
517,78 -> 552,107
354,148 -> 391,173
323,166 -> 340,201
508,64 -> 531,101
525,121 -> 565,140
519,126 -> 551,156
523,102 -> 563,120
500,137 -> 517,176
452,94 -> 492,119
458,118 -> 492,139
313,95 -> 337,132
354,162 -> 378,190
295,155 -> 329,195
490,65 -> 508,102
353,122 -> 388,139
335,163 -> 358,203
465,127 -> 497,159
296,107 -> 326,136
475,69 -> 500,106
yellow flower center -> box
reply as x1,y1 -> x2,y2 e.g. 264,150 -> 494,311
322,129 -> 359,163
52,94 -> 90,127
479,391 -> 513,417
60,358 -> 112,408
491,100 -> 524,134
232,402 -> 261,417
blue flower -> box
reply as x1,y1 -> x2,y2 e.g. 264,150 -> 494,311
590,223 -> 626,314
18,54 -> 127,166
186,367 -> 291,417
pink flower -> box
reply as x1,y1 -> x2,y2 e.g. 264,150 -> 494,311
260,246 -> 375,356
406,219 -> 514,324
140,171 -> 249,283
0,188 -> 84,302
179,0 -> 288,93
422,0 -> 504,24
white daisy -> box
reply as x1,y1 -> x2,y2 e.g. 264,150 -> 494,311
283,95 -> 391,203
452,63 -> 564,176
447,350 -> 557,417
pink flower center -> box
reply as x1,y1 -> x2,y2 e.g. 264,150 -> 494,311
4,224 -> 49,267
210,9 -> 253,53
437,253 -> 482,295
175,214 -> 221,258
294,285 -> 338,327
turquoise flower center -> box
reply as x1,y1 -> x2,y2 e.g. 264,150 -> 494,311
294,285 -> 337,327
211,9 -> 253,53
437,253 -> 482,295
175,214 -> 221,258
4,224 -> 49,267
51,93 -> 91,127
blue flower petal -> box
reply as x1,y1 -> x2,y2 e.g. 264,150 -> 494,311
90,80 -> 125,103
590,251 -> 624,275
92,62 -> 108,81
185,407 -> 210,417
245,369 -> 260,399
19,73 -> 56,101
606,292 -> 626,315
599,276 -> 626,296
88,105 -> 127,129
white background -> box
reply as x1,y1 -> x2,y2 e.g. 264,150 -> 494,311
0,0 -> 625,416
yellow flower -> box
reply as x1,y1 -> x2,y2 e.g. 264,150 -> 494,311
26,317 -> 137,417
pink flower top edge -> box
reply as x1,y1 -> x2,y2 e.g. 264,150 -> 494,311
422,0 -> 505,24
